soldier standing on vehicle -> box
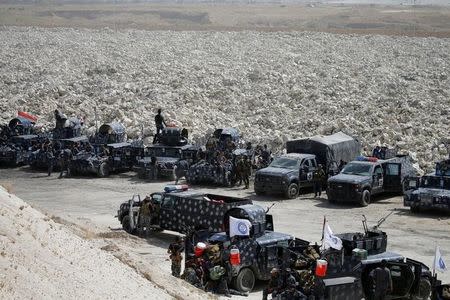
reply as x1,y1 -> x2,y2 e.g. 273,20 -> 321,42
263,268 -> 282,300
313,164 -> 326,198
153,108 -> 166,144
368,260 -> 393,300
168,236 -> 184,278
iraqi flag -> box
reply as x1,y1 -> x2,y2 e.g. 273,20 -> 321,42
434,246 -> 447,273
229,216 -> 252,238
17,111 -> 38,122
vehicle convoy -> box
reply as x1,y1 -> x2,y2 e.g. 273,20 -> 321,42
116,186 -> 252,235
327,154 -> 416,206
0,134 -> 39,166
255,132 -> 360,198
185,212 -> 436,299
404,159 -> 450,213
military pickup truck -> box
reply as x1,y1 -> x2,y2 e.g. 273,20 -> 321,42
404,159 -> 450,213
327,155 -> 416,206
117,187 -> 252,235
255,132 -> 360,199
0,134 -> 39,166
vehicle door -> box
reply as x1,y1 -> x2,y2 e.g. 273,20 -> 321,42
382,163 -> 403,193
258,245 -> 281,279
159,194 -> 177,230
372,165 -> 384,194
403,177 -> 419,202
385,262 -> 415,299
300,159 -> 314,183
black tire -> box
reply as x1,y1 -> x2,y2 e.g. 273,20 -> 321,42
410,277 -> 431,300
255,188 -> 265,196
359,190 -> 371,207
285,183 -> 299,199
122,215 -> 134,234
410,205 -> 421,214
233,268 -> 255,293
328,195 -> 336,204
98,162 -> 110,177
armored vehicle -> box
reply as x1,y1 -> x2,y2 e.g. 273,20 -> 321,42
90,122 -> 126,145
186,159 -> 234,187
28,136 -> 89,170
8,116 -> 35,136
255,132 -> 360,199
52,116 -> 83,140
116,186 -> 252,235
0,134 -> 39,166
404,159 -> 450,213
155,127 -> 188,146
68,142 -> 133,177
327,155 -> 416,206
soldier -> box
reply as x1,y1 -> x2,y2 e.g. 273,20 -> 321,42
261,144 -> 271,167
138,197 -> 152,237
367,260 -> 393,300
242,155 -> 252,189
45,144 -> 55,176
149,156 -> 158,180
167,236 -> 184,278
100,144 -> 110,157
313,164 -> 326,198
174,159 -> 189,184
58,148 -> 72,178
263,268 -> 282,300
153,108 -> 166,144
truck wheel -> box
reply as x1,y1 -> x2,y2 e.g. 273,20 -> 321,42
410,205 -> 421,214
121,215 -> 134,234
255,188 -> 265,196
233,268 -> 255,292
285,183 -> 299,199
98,162 -> 110,177
359,190 -> 371,207
410,277 -> 431,300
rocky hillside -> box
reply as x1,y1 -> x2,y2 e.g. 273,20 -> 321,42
0,27 -> 448,170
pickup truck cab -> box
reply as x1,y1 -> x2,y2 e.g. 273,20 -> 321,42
327,156 -> 415,206
254,153 -> 318,199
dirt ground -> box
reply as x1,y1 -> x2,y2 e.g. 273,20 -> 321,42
1,166 -> 449,299
1,3 -> 450,37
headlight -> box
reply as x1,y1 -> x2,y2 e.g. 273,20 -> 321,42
352,184 -> 361,191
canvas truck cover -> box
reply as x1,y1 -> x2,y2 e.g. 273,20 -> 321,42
286,132 -> 360,171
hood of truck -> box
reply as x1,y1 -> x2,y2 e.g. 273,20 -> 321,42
328,173 -> 369,185
413,188 -> 450,198
257,167 -> 295,177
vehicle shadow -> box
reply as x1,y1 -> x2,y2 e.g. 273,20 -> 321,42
395,207 -> 450,220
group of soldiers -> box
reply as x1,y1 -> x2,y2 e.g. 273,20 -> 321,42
169,237 -> 249,297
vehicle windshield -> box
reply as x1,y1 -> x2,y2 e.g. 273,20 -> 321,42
444,178 -> 450,190
269,157 -> 300,170
420,176 -> 447,189
147,147 -> 181,158
341,163 -> 372,176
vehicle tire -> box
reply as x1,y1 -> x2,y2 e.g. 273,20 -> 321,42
285,183 -> 299,199
98,162 -> 110,177
410,205 -> 421,214
233,268 -> 255,293
410,277 -> 431,300
121,215 -> 134,234
255,188 -> 265,196
359,190 -> 371,207
328,195 -> 336,204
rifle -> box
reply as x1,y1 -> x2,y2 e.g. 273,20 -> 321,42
266,203 -> 276,213
372,210 -> 395,231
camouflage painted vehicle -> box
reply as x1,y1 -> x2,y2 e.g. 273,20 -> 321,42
404,159 -> 450,213
52,117 -> 83,140
0,134 -> 39,166
186,159 -> 234,187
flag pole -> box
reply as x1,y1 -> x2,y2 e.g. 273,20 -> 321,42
321,216 -> 326,242
432,244 -> 437,277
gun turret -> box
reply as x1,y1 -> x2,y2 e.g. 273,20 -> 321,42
372,210 -> 395,231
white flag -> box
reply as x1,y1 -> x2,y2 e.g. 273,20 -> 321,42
434,246 -> 447,273
229,216 -> 252,238
323,222 -> 343,250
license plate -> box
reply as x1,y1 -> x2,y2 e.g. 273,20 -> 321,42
114,157 -> 121,161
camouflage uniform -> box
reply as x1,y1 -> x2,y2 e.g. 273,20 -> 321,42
138,198 -> 152,237
168,238 -> 184,278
